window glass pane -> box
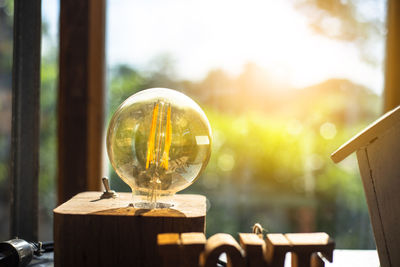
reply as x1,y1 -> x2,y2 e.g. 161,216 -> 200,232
106,0 -> 386,249
0,0 -> 13,241
39,0 -> 59,241
0,0 -> 59,241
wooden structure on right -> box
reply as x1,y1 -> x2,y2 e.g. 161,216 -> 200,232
331,105 -> 400,267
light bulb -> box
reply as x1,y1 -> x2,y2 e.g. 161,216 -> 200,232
107,88 -> 212,208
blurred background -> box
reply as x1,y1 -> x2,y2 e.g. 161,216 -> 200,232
0,0 -> 387,249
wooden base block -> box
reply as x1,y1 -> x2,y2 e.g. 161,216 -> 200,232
54,192 -> 206,267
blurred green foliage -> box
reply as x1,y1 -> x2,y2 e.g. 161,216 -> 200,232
107,61 -> 379,249
38,44 -> 58,234
0,0 -> 13,241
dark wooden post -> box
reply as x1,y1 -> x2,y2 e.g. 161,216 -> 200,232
384,0 -> 400,112
10,0 -> 41,241
58,0 -> 106,204
181,232 -> 206,267
158,233 -> 182,267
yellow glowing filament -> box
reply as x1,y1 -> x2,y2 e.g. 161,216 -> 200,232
155,103 -> 165,167
161,105 -> 172,170
146,102 -> 172,170
146,103 -> 159,169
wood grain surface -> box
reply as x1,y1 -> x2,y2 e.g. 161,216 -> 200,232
54,192 -> 206,267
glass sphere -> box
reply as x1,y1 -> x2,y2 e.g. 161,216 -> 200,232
107,88 -> 212,205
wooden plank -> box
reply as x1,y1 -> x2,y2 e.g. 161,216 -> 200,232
180,232 -> 206,267
239,233 -> 267,267
356,149 -> 390,267
310,253 -> 325,267
284,233 -> 334,267
58,0 -> 105,204
54,193 -> 206,267
203,233 -> 245,267
87,0 -> 106,190
10,0 -> 41,242
266,233 -> 291,246
265,234 -> 291,267
158,233 -> 181,245
331,106 -> 400,163
54,192 -> 206,218
384,0 -> 400,112
284,232 -> 331,246
364,124 -> 400,267
158,233 -> 181,267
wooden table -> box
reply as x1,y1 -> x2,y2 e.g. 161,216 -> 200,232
29,250 -> 379,266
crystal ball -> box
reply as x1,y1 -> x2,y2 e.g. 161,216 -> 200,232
107,88 -> 212,199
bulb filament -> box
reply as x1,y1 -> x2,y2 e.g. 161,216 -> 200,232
144,101 -> 172,206
161,105 -> 172,170
145,103 -> 159,169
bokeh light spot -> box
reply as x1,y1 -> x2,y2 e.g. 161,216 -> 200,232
320,122 -> 337,139
286,119 -> 303,136
218,153 -> 235,172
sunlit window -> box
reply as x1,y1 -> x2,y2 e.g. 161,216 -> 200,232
0,0 -> 387,250
106,0 -> 386,249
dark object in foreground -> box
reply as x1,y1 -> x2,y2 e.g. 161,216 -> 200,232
0,239 -> 54,267
158,232 -> 334,267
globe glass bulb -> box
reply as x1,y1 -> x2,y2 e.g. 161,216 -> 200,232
107,88 -> 212,208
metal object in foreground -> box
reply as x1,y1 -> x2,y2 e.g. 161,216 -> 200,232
0,239 -> 34,267
0,239 -> 54,267
100,177 -> 118,199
